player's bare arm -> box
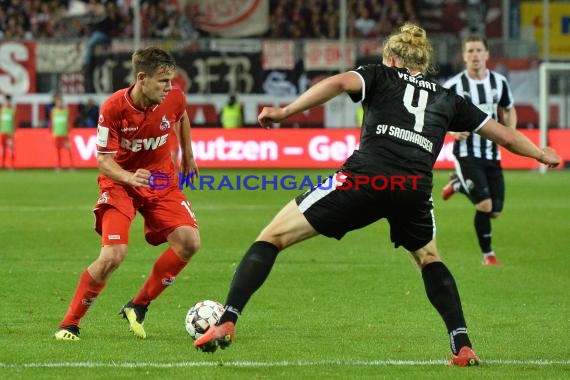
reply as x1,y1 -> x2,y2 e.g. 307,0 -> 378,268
478,119 -> 560,167
96,152 -> 151,187
502,106 -> 518,130
258,72 -> 362,128
451,131 -> 470,140
178,111 -> 198,182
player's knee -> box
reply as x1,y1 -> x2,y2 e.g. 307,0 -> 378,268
104,245 -> 128,267
92,245 -> 128,280
173,238 -> 200,260
410,241 -> 441,269
475,199 -> 492,213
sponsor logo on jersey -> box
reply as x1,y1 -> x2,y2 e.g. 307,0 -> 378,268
97,192 -> 109,204
375,124 -> 434,153
108,234 -> 121,240
120,133 -> 169,152
121,126 -> 139,132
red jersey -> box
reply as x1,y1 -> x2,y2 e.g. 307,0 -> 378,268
96,85 -> 186,176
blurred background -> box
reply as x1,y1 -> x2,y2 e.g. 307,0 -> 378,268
0,0 -> 569,169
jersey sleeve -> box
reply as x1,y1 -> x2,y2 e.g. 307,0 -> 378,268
348,64 -> 380,103
171,87 -> 187,122
449,94 -> 490,133
96,100 -> 120,153
498,76 -> 514,110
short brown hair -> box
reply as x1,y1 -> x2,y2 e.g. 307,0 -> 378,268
132,47 -> 176,76
462,36 -> 488,51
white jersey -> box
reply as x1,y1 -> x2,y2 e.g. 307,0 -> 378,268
443,70 -> 514,161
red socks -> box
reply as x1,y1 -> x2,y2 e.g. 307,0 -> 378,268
132,248 -> 188,306
59,269 -> 106,327
59,248 -> 188,327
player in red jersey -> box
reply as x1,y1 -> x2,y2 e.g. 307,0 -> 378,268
55,47 -> 199,341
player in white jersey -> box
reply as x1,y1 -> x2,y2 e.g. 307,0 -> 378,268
441,36 -> 518,267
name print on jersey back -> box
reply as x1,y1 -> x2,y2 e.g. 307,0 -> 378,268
375,124 -> 434,153
396,71 -> 437,91
372,73 -> 438,153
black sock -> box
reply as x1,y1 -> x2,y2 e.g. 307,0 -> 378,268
474,210 -> 492,253
422,262 -> 471,354
218,241 -> 279,325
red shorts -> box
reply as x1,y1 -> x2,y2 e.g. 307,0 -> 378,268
1,133 -> 13,147
93,179 -> 199,246
54,136 -> 69,149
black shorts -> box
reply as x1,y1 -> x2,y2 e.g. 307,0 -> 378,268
295,172 -> 435,252
454,157 -> 505,212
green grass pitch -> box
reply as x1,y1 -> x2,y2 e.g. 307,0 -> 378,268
0,168 -> 569,379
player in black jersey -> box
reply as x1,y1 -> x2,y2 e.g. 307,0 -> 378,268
194,24 -> 560,366
441,36 -> 518,266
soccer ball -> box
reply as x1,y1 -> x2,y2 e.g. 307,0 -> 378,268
185,300 -> 225,340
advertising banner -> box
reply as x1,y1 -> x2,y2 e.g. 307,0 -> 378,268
180,0 -> 269,37
0,41 -> 36,95
520,1 -> 570,58
262,40 -> 295,70
304,41 -> 355,71
8,128 -> 566,170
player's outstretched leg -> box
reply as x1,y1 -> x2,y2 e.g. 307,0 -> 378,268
193,321 -> 235,353
119,300 -> 148,339
194,241 -> 279,353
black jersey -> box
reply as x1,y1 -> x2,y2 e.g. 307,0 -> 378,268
444,70 -> 514,161
345,63 -> 490,192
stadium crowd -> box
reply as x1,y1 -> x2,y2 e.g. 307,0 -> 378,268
0,0 -> 201,40
1,0 -> 421,41
268,0 -> 417,39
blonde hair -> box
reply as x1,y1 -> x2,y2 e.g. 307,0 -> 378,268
382,23 -> 435,74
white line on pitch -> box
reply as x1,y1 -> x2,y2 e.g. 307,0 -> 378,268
1,359 -> 570,369
0,204 -> 276,212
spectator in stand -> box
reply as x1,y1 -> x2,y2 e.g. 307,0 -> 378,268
402,0 -> 419,24
1,0 -> 32,39
308,12 -> 325,38
267,2 -> 288,38
3,13 -> 27,39
28,1 -> 55,38
354,5 -> 376,37
75,98 -> 99,128
140,2 -> 167,39
323,0 -> 339,38
83,2 -> 122,69
157,10 -> 198,40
